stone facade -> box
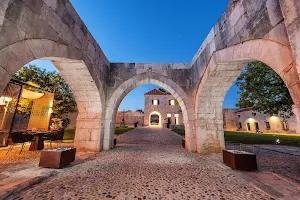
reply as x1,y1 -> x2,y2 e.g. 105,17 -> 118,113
144,89 -> 183,127
223,109 -> 238,132
223,108 -> 299,134
2,0 -> 300,154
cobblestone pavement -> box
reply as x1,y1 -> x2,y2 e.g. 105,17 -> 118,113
227,144 -> 300,183
0,143 -> 75,180
10,128 -> 272,200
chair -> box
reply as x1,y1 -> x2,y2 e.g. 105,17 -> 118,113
55,128 -> 65,148
41,132 -> 56,149
6,132 -> 34,154
42,128 -> 65,149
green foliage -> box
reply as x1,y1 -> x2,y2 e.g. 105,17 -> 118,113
136,109 -> 144,113
158,88 -> 167,93
13,64 -> 77,118
172,129 -> 185,136
236,62 -> 293,118
114,127 -> 134,135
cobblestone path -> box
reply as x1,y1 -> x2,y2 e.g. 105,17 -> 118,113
11,128 -> 271,200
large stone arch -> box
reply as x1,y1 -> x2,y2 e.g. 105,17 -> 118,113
195,39 -> 300,154
0,39 -> 105,151
103,73 -> 196,152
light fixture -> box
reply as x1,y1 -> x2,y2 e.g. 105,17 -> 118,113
248,118 -> 254,122
270,116 -> 277,121
0,96 -> 13,106
174,114 -> 179,118
167,114 -> 171,118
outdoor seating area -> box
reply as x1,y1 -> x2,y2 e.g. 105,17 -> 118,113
6,129 -> 65,154
0,80 -> 71,155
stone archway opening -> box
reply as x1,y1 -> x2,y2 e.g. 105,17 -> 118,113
149,111 -> 162,127
195,39 -> 300,154
104,74 -> 195,152
0,57 -> 104,152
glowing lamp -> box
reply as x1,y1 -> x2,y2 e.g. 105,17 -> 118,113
0,96 -> 13,105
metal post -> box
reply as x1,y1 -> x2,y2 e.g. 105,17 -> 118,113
8,84 -> 23,139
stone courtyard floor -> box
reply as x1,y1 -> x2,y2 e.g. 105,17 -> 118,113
0,128 -> 299,199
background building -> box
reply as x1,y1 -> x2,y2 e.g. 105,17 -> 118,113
223,108 -> 299,134
144,89 -> 183,128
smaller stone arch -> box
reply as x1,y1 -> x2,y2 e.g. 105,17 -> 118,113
148,111 -> 162,127
195,39 -> 300,154
103,73 -> 196,152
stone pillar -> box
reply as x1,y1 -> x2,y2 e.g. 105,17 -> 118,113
184,120 -> 197,152
74,112 -> 102,151
280,0 -> 300,73
292,105 -> 300,133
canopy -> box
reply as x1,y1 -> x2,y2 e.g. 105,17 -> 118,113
21,89 -> 44,100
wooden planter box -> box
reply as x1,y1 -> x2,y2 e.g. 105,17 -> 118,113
223,150 -> 257,171
182,139 -> 185,148
39,148 -> 76,169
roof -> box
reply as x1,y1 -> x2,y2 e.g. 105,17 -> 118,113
235,107 -> 253,113
144,89 -> 171,96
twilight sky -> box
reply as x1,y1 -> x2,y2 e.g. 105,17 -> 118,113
29,0 -> 239,110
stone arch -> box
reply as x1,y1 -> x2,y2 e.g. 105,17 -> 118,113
103,73 -> 195,152
0,39 -> 105,151
195,39 -> 300,154
148,111 -> 162,127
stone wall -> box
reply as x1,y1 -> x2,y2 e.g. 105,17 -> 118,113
223,109 -> 238,131
115,112 -> 144,127
2,0 -> 300,153
236,109 -> 299,134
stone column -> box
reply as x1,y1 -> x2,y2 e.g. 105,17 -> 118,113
292,105 -> 300,133
280,0 -> 300,73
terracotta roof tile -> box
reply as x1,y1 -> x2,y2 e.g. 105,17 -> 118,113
144,89 -> 171,95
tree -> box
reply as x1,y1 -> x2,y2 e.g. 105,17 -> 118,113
158,88 -> 167,93
13,64 -> 77,118
136,109 -> 144,113
236,61 -> 293,118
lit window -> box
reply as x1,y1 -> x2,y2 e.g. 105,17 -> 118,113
167,114 -> 171,118
265,121 -> 270,129
152,100 -> 158,105
282,121 -> 289,130
246,123 -> 251,131
174,114 -> 179,117
169,100 -> 175,105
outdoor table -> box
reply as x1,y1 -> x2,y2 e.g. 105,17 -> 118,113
28,132 -> 48,151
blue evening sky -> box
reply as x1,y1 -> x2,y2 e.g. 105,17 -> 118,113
29,0 -> 239,110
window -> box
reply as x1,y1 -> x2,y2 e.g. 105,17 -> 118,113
252,112 -> 256,116
152,99 -> 159,105
238,115 -> 240,118
238,122 -> 242,129
265,121 -> 270,129
254,122 -> 259,132
167,113 -> 171,118
169,100 -> 175,105
246,123 -> 251,131
282,121 -> 289,130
